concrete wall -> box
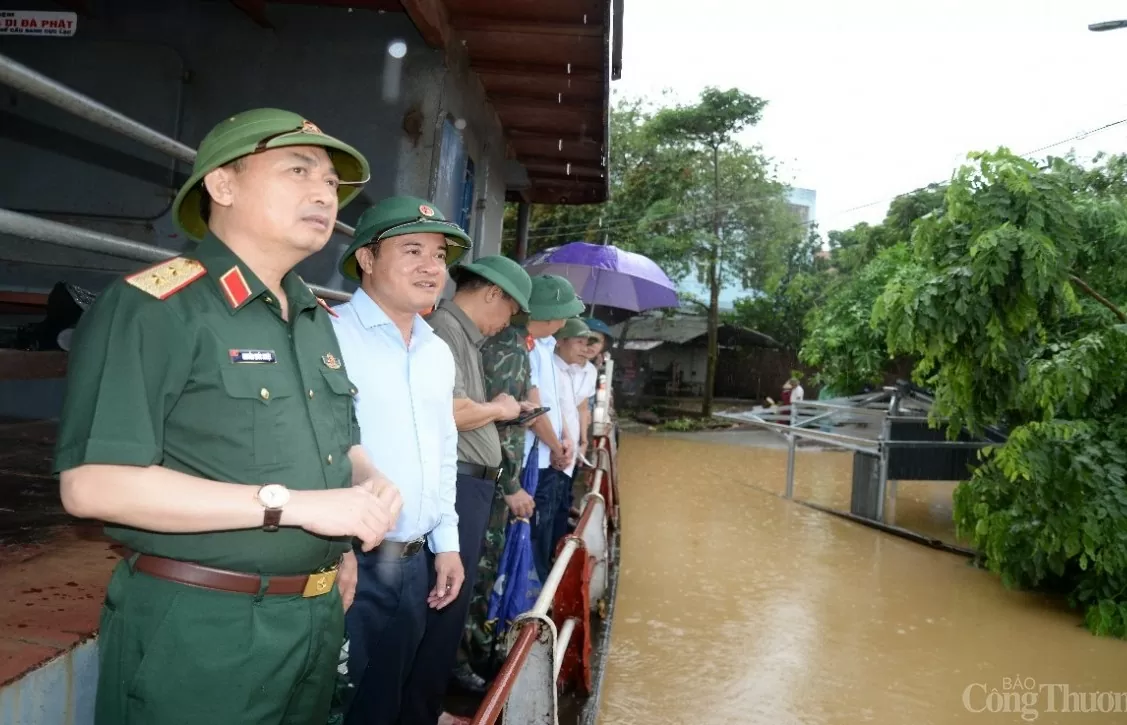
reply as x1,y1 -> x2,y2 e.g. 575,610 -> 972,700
0,0 -> 509,297
0,638 -> 97,725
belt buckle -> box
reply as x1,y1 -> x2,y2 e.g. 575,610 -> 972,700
302,566 -> 338,598
403,538 -> 424,557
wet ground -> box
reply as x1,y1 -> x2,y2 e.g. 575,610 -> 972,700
0,418 -> 88,567
597,433 -> 1127,725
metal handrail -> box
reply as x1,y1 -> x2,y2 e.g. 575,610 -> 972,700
0,52 -> 356,300
0,208 -> 352,303
470,428 -> 616,725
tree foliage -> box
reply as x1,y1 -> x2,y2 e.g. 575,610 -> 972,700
788,185 -> 941,390
726,226 -> 825,351
864,149 -> 1127,637
800,243 -> 922,391
504,89 -> 803,414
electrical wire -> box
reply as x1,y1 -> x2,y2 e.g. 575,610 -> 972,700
503,115 -> 1127,242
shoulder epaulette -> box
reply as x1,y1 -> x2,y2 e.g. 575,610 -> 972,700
316,295 -> 339,318
125,257 -> 206,300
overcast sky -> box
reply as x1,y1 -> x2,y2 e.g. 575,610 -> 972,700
611,0 -> 1127,236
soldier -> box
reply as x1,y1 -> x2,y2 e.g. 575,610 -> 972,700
461,274 -> 580,678
53,108 -> 402,725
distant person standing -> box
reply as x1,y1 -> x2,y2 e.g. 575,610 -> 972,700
788,377 -> 805,403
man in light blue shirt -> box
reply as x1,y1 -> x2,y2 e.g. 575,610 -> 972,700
329,196 -> 474,725
522,276 -> 586,583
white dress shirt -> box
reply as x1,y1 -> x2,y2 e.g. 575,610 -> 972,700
553,354 -> 585,477
331,289 -> 460,553
524,335 -> 566,470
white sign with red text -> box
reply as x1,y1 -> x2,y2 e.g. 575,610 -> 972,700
0,10 -> 77,37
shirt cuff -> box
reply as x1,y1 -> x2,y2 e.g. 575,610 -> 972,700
428,524 -> 460,554
53,438 -> 160,474
500,470 -> 522,496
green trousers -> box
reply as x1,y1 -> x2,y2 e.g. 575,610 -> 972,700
94,559 -> 343,725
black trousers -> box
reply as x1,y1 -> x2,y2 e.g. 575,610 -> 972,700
343,542 -> 431,725
397,472 -> 495,725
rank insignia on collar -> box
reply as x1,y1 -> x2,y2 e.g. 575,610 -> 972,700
322,353 -> 342,370
219,266 -> 252,309
525,334 -> 534,352
125,257 -> 206,300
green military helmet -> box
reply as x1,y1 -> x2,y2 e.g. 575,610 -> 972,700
339,196 -> 474,282
554,317 -> 592,340
172,108 -> 371,240
584,316 -> 614,343
451,254 -> 531,313
527,274 -> 584,321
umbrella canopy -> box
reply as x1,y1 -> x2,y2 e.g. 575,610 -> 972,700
486,445 -> 543,639
523,242 -> 680,313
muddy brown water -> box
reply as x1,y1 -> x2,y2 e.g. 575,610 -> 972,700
597,435 -> 1127,725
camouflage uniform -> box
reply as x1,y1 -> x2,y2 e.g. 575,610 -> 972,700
461,322 -> 532,673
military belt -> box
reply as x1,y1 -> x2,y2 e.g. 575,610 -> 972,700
456,460 -> 503,482
124,549 -> 338,598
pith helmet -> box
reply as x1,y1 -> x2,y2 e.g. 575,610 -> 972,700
555,317 -> 592,340
528,275 -> 584,321
584,317 -> 614,342
172,108 -> 370,240
339,196 -> 473,282
451,255 -> 531,313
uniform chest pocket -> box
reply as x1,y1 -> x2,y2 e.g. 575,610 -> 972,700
320,368 -> 358,447
219,367 -> 301,470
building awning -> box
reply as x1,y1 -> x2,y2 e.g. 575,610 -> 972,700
277,0 -> 621,206
624,340 -> 664,351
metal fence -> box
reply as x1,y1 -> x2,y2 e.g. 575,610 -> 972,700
717,386 -> 998,538
0,52 -> 353,302
467,358 -> 620,725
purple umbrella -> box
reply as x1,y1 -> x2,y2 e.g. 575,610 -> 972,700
522,242 -> 680,312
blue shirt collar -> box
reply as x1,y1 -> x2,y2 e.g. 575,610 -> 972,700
351,287 -> 434,342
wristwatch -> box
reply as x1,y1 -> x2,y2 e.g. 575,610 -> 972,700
256,484 -> 291,532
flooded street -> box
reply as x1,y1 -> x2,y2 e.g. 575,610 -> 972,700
597,433 -> 1127,725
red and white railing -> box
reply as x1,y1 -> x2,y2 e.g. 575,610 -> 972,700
469,357 -> 620,725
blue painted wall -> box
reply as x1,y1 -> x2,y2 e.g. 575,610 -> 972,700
0,638 -> 98,725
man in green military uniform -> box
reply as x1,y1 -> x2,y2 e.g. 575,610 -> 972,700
53,108 -> 403,725
462,274 -> 583,678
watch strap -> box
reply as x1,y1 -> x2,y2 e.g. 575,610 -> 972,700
263,507 -> 282,532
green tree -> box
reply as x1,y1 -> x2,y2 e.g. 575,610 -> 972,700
648,88 -> 794,416
800,243 -> 922,392
504,90 -> 802,416
727,226 -> 825,351
796,185 -> 943,390
873,149 -> 1127,636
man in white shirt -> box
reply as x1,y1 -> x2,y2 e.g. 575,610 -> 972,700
549,318 -> 598,546
523,277 -> 585,584
329,196 -> 474,725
